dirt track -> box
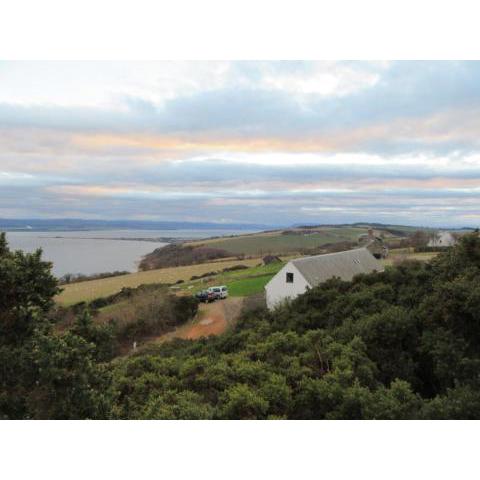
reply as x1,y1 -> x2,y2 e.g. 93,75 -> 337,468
157,297 -> 244,343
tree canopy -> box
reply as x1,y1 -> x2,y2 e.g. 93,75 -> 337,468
0,233 -> 112,419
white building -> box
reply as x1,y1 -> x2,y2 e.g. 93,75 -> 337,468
427,231 -> 457,248
265,248 -> 384,310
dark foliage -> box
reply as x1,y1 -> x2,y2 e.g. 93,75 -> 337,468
222,264 -> 249,272
190,271 -> 217,280
58,271 -> 130,285
139,244 -> 232,270
0,232 -> 112,419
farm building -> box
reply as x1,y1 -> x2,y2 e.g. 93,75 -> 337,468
427,231 -> 457,248
358,228 -> 388,259
265,248 -> 384,310
263,254 -> 282,265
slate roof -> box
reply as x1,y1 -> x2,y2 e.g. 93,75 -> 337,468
291,247 -> 384,287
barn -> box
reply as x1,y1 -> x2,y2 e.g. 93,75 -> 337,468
265,248 -> 384,310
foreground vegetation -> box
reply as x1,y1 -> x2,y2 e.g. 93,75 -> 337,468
2,231 -> 480,419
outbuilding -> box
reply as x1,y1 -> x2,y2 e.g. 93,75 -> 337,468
265,248 -> 384,310
427,231 -> 457,248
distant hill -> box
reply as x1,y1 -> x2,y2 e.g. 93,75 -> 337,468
139,225 -> 372,270
291,222 -> 476,233
0,218 -> 271,232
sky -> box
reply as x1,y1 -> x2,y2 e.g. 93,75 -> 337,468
1,60 -> 480,227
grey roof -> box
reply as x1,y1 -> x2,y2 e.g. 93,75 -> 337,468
291,248 -> 384,287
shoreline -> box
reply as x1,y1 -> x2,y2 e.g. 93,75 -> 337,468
43,235 -> 188,243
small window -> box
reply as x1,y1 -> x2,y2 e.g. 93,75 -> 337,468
286,272 -> 294,283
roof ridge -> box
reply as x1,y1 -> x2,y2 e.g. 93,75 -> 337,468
291,247 -> 369,264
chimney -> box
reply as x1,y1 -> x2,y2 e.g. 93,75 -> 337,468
368,228 -> 374,240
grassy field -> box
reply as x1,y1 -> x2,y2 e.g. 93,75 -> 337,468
227,274 -> 275,297
176,261 -> 286,295
188,227 -> 369,255
383,250 -> 439,266
56,256 -> 267,305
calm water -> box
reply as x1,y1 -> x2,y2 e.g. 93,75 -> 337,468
4,229 -> 256,277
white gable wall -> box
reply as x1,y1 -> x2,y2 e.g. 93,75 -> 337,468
265,262 -> 311,310
428,232 -> 456,247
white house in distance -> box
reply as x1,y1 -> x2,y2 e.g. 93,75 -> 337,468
427,231 -> 457,248
265,248 -> 384,310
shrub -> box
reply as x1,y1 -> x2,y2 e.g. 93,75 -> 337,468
222,264 -> 249,272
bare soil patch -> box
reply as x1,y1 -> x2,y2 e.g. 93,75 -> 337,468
152,297 -> 244,344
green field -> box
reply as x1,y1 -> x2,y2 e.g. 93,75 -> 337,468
178,261 -> 286,295
226,274 -> 275,297
192,227 -> 368,255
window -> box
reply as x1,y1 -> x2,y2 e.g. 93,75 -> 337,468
286,272 -> 294,283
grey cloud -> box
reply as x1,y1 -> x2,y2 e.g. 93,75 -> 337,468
2,61 -> 480,226
2,62 -> 480,155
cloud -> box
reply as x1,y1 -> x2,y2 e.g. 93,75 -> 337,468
1,61 -> 480,226
2,64 -> 480,157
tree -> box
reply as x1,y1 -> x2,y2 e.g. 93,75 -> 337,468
0,232 -> 59,344
409,230 -> 429,249
0,233 -> 112,419
71,310 -> 117,362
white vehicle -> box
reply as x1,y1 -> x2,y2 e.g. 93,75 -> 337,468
208,285 -> 228,299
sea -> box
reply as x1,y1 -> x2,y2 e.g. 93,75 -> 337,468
4,229 -> 257,277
